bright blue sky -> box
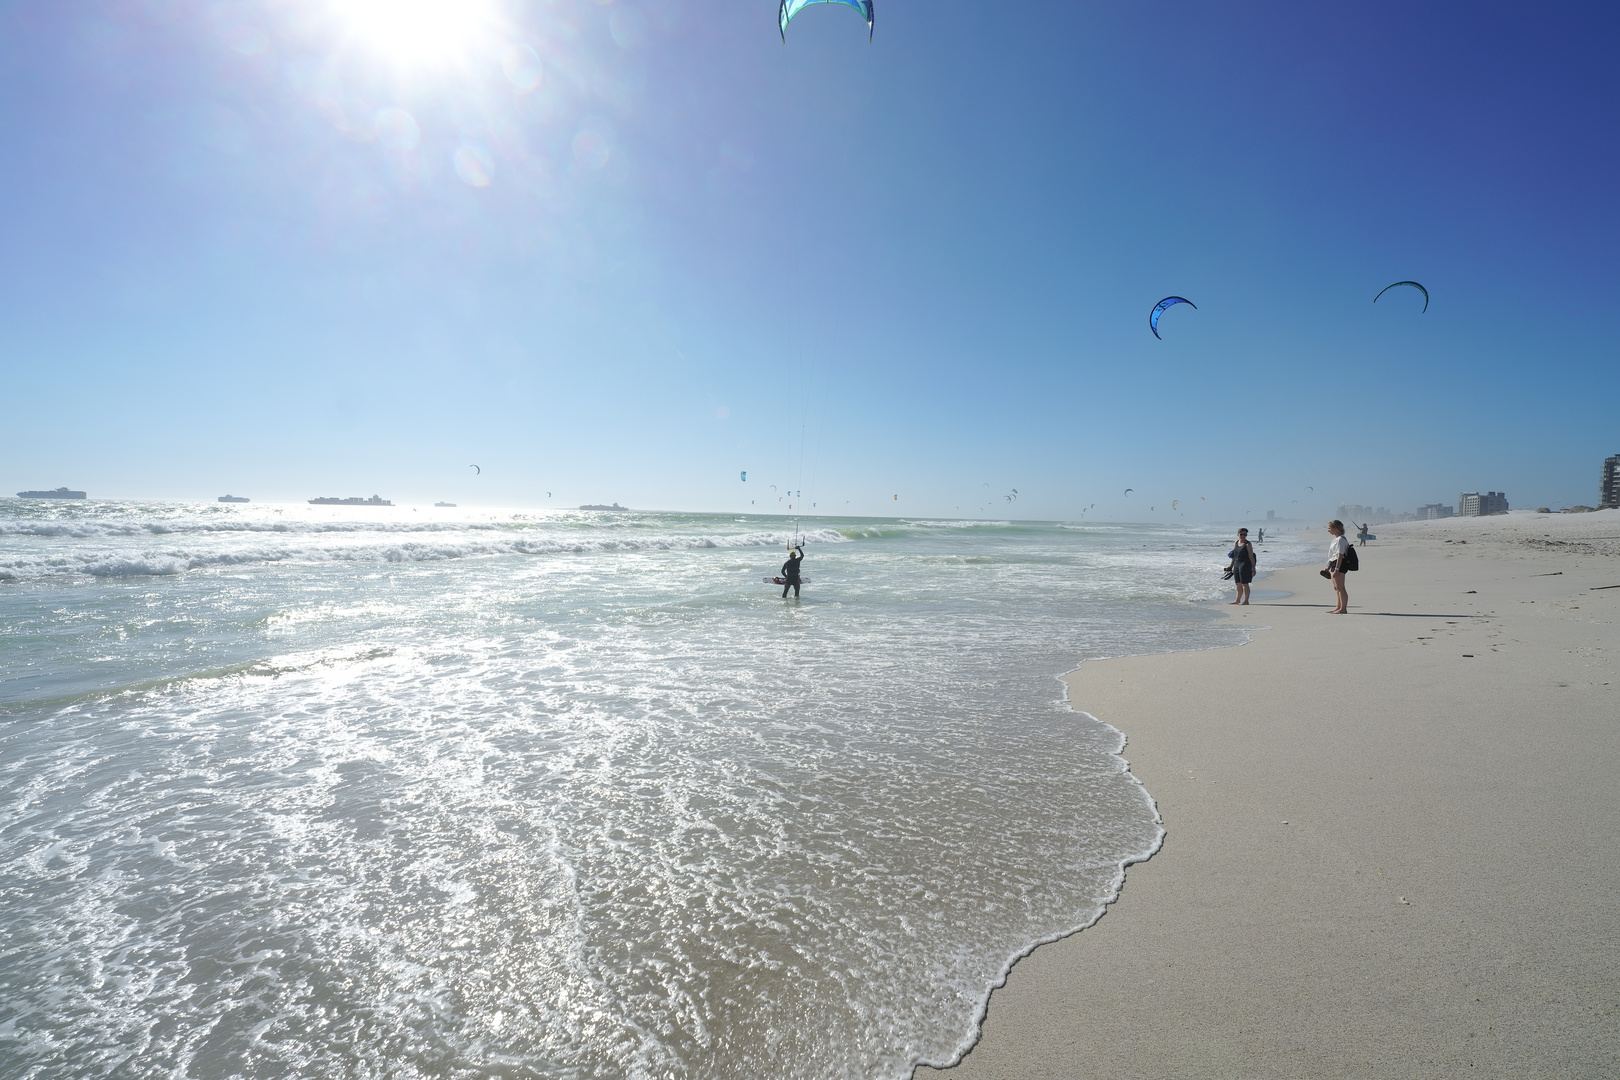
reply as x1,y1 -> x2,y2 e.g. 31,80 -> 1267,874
2,0 -> 1616,519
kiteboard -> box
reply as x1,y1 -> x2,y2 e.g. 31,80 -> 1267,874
764,577 -> 812,585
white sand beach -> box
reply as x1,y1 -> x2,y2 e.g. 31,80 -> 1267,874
923,510 -> 1620,1079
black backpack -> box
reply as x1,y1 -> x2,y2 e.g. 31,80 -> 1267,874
1340,545 -> 1359,572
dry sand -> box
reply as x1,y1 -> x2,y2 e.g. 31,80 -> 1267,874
921,510 -> 1620,1080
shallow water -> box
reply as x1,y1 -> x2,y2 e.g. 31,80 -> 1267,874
0,502 -> 1310,1079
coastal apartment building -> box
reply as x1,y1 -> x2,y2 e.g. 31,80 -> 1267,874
1603,454 -> 1620,509
1458,491 -> 1508,517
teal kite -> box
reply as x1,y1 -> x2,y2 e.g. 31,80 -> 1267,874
1374,280 -> 1428,312
780,0 -> 873,41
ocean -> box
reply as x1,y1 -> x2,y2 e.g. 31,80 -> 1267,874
0,501 -> 1309,1079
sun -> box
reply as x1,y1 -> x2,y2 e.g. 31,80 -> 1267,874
329,0 -> 500,67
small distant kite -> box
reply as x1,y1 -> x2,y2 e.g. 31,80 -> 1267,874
1150,297 -> 1197,340
741,471 -> 747,482
1374,280 -> 1429,313
893,494 -> 898,500
1172,500 -> 1179,510
780,0 -> 872,41
546,491 -> 552,498
1306,486 -> 1314,492
470,465 -> 481,474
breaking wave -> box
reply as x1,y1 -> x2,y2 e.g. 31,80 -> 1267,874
0,519 -> 848,581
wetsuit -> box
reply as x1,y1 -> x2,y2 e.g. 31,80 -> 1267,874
781,548 -> 803,598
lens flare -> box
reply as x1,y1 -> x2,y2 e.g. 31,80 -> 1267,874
453,144 -> 494,186
373,108 -> 420,151
501,43 -> 542,90
572,129 -> 610,170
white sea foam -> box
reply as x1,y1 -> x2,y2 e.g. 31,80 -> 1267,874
899,519 -> 1015,528
0,503 -> 1315,1080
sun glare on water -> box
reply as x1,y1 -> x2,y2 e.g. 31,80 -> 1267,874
329,0 -> 500,66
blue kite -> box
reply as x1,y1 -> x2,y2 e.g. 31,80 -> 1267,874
780,0 -> 873,41
1149,296 -> 1196,340
1374,280 -> 1429,313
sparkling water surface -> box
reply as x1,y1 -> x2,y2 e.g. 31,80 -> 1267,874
0,501 -> 1310,1079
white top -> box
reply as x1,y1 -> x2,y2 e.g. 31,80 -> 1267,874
1328,534 -> 1350,562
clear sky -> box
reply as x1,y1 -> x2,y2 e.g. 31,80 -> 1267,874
2,0 -> 1616,519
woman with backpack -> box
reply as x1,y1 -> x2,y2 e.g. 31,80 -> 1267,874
1324,520 -> 1352,614
1226,527 -> 1257,605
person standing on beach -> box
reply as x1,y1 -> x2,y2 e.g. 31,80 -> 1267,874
781,545 -> 804,599
1227,527 -> 1257,605
1325,520 -> 1350,614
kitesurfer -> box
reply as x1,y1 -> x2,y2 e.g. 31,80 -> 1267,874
781,545 -> 804,598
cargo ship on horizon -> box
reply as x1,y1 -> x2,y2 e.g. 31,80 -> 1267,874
309,495 -> 393,506
17,487 -> 86,499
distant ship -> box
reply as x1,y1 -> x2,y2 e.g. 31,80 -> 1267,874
309,495 -> 393,506
578,503 -> 629,511
434,502 -> 456,507
17,487 -> 86,499
218,495 -> 250,503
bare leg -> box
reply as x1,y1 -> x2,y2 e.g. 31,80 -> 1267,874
1330,571 -> 1348,613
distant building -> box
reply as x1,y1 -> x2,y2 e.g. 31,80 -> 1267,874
1417,503 -> 1453,519
1602,454 -> 1620,510
1335,504 -> 1395,524
1457,491 -> 1508,517
1266,510 -> 1274,521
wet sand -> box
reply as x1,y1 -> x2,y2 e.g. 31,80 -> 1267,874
921,510 -> 1620,1079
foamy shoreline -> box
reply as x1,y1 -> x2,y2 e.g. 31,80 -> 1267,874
922,509 -> 1620,1079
